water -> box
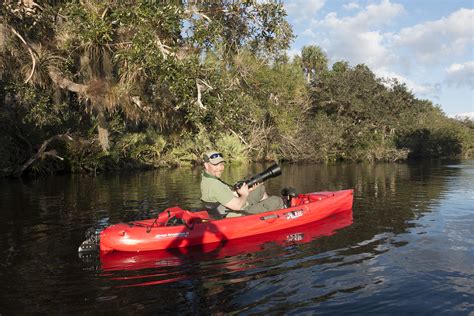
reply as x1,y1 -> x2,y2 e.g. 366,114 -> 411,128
0,161 -> 473,314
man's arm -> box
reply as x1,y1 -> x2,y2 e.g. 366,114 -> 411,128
223,183 -> 266,210
223,183 -> 250,210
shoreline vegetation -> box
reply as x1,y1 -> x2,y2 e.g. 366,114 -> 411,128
1,2 -> 473,178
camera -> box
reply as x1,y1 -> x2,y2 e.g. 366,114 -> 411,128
234,163 -> 282,190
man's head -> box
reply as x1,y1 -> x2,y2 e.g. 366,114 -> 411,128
204,151 -> 225,165
203,151 -> 225,178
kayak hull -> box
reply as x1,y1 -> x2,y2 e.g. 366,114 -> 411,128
100,189 -> 354,252
100,209 -> 353,273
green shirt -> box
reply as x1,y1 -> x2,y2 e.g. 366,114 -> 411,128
200,171 -> 234,206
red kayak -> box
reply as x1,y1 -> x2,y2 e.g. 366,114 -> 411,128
100,189 -> 354,252
100,209 -> 353,272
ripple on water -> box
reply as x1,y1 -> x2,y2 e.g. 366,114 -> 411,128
1,161 -> 474,314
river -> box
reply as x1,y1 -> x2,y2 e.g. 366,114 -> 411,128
0,160 -> 473,314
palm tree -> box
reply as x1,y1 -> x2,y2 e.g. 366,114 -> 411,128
301,45 -> 328,83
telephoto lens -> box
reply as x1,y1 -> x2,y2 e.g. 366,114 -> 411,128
234,163 -> 281,190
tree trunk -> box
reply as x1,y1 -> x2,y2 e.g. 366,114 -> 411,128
48,67 -> 88,94
97,110 -> 110,152
48,68 -> 111,152
0,23 -> 5,107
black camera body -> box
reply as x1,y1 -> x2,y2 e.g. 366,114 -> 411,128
234,163 -> 282,190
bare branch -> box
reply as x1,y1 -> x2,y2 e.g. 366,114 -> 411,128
215,117 -> 249,146
184,6 -> 211,22
43,150 -> 64,160
195,79 -> 213,110
9,26 -> 36,84
130,96 -> 151,113
155,37 -> 173,60
30,1 -> 45,11
101,6 -> 109,19
197,78 -> 213,90
131,96 -> 143,109
13,134 -> 73,177
48,66 -> 89,95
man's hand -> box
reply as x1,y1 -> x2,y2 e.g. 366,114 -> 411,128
248,182 -> 262,192
236,182 -> 250,197
226,183 -> 250,210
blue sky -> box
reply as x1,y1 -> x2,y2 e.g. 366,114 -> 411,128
283,0 -> 473,117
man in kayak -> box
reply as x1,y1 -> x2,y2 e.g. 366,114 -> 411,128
201,151 -> 283,217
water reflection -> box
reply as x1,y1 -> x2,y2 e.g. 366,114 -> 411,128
0,161 -> 472,314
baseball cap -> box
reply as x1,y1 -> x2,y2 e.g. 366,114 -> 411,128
204,151 -> 225,165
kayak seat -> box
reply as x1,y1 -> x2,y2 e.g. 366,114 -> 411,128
200,200 -> 226,219
281,187 -> 298,208
181,210 -> 211,225
290,193 -> 334,206
156,207 -> 211,227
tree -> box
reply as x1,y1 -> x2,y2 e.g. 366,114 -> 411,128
301,45 -> 328,83
1,0 -> 294,164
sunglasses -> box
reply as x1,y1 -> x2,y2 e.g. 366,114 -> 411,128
208,153 -> 223,159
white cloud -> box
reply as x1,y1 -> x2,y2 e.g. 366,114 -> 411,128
327,30 -> 392,67
287,48 -> 300,59
451,112 -> 474,120
318,0 -> 403,31
376,70 -> 437,95
298,3 -> 471,93
343,2 -> 360,11
393,9 -> 474,63
301,28 -> 316,38
445,61 -> 474,88
312,0 -> 403,69
284,0 -> 326,23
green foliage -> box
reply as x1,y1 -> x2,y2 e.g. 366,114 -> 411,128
199,50 -> 310,161
310,61 -> 473,162
62,2 -> 115,48
307,114 -> 347,161
301,45 -> 328,83
162,140 -> 199,167
397,123 -> 473,159
1,2 -> 473,177
114,130 -> 167,167
66,138 -> 108,173
25,100 -> 77,130
158,128 -> 211,167
0,135 -> 22,175
216,134 -> 247,164
5,83 -> 72,132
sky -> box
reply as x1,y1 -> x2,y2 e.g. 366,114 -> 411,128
283,0 -> 474,118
